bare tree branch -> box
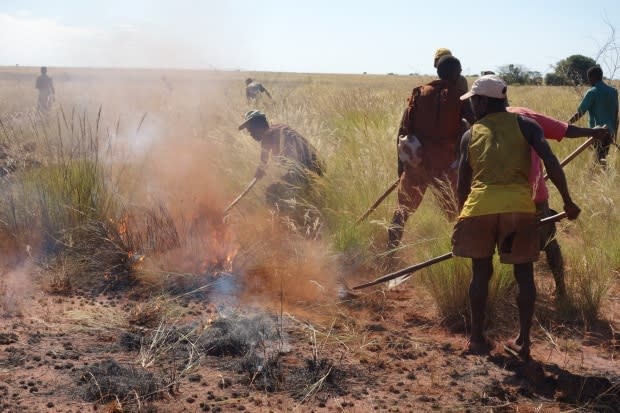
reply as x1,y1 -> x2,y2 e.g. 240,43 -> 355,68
595,17 -> 619,80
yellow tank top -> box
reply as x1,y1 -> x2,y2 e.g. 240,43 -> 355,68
460,112 -> 534,218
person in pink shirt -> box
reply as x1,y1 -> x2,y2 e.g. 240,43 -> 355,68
507,106 -> 610,298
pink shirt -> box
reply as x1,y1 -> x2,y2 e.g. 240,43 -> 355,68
507,107 -> 568,203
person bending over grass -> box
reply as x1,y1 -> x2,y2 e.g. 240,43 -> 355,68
453,75 -> 580,359
238,110 -> 324,227
245,78 -> 272,102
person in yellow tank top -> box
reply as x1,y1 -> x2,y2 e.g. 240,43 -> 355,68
452,75 -> 581,359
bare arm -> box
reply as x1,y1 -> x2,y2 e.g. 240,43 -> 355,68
615,104 -> 619,141
518,116 -> 580,219
260,145 -> 269,165
565,124 -> 610,141
456,129 -> 472,212
397,106 -> 413,177
460,100 -> 475,125
255,144 -> 270,179
567,112 -> 583,124
568,90 -> 594,124
258,84 -> 272,99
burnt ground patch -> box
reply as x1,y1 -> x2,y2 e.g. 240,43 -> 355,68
0,333 -> 18,345
233,351 -> 366,403
0,346 -> 27,368
198,314 -> 279,357
116,312 -> 371,403
119,314 -> 281,365
287,356 -> 352,401
75,359 -> 166,405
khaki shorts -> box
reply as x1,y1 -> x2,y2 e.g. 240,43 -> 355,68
451,213 -> 540,264
397,163 -> 458,216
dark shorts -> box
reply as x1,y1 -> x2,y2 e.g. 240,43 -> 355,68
265,169 -> 314,209
452,213 -> 540,264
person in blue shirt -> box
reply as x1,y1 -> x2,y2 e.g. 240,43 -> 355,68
568,66 -> 619,163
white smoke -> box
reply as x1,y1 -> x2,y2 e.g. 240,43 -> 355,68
0,261 -> 36,317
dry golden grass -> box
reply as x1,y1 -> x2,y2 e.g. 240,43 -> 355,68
0,65 -> 618,327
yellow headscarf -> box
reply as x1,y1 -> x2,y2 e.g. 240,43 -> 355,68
433,48 -> 452,67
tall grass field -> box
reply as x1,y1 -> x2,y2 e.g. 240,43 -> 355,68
1,66 -> 618,326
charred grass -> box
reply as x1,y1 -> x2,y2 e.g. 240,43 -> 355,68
115,310 -> 359,404
76,359 -> 165,408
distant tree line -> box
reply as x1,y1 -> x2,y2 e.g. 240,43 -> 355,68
544,55 -> 597,85
496,64 -> 543,85
496,54 -> 599,86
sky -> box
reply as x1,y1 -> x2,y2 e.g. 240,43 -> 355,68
1,0 -> 620,76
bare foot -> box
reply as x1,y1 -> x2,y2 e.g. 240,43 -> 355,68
465,337 -> 494,355
504,339 -> 531,360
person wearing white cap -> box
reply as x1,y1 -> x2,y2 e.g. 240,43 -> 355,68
452,75 -> 581,359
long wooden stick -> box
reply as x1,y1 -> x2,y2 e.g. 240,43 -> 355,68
356,178 -> 400,224
223,178 -> 258,214
353,211 -> 568,290
543,136 -> 594,181
354,252 -> 454,290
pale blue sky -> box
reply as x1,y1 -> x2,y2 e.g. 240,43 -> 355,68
1,0 -> 619,76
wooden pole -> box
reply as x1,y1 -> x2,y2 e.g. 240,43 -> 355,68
223,178 -> 258,214
543,137 -> 594,181
356,178 -> 400,224
352,211 -> 567,290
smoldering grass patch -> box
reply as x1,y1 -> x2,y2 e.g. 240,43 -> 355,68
236,351 -> 285,392
198,314 -> 280,357
232,332 -> 356,400
75,359 -> 166,405
119,330 -> 143,352
116,310 -> 353,398
119,312 -> 285,373
288,356 -> 350,402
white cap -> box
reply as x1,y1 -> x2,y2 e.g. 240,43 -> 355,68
460,75 -> 507,100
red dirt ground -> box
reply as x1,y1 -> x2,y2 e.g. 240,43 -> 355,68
1,263 -> 618,413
